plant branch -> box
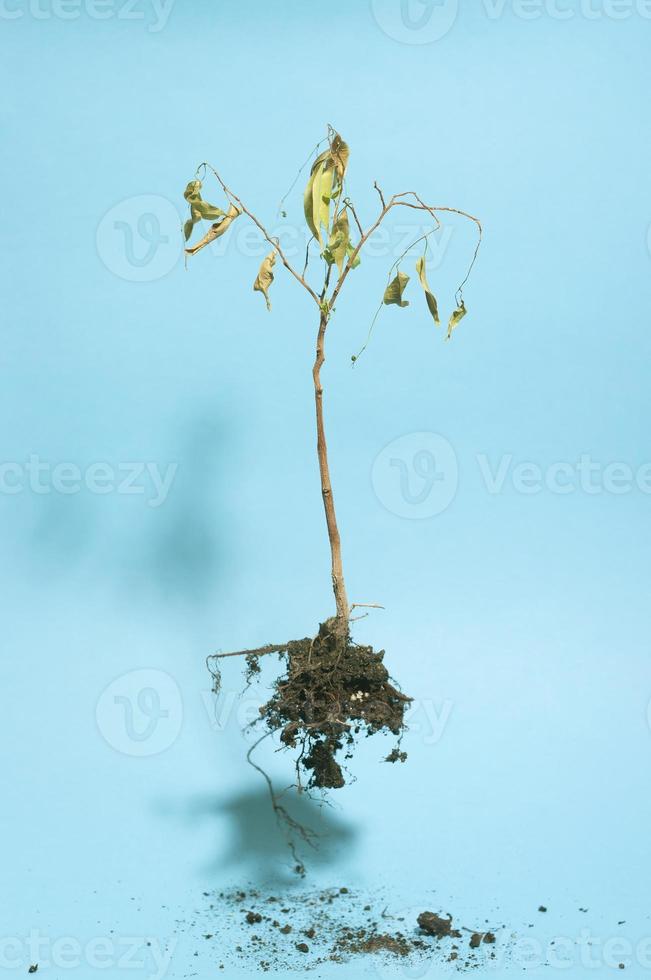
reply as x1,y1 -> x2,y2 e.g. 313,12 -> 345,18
207,642 -> 290,663
330,193 -> 482,311
197,162 -> 321,307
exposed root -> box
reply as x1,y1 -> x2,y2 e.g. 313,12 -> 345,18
208,617 -> 412,792
246,733 -> 318,875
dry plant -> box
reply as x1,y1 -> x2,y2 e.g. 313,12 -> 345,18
181,126 -> 481,831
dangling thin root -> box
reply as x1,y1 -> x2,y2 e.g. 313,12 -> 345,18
246,733 -> 319,875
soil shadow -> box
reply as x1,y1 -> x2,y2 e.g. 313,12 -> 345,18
180,786 -> 358,886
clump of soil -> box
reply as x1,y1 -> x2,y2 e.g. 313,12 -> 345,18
212,618 -> 412,790
417,911 -> 462,939
191,885 -> 507,973
261,618 -> 411,789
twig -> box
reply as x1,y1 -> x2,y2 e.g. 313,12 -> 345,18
197,162 -> 321,307
345,198 -> 364,238
207,642 -> 289,664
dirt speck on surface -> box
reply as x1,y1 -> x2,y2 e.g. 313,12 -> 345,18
194,885 -> 507,972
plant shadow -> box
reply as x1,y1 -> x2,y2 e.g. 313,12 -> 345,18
183,785 -> 359,888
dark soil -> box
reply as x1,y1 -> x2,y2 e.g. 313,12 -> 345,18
212,617 -> 412,791
194,886 -> 508,973
417,911 -> 462,938
265,618 -> 411,789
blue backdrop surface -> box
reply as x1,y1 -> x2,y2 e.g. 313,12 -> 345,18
1,1 -> 651,977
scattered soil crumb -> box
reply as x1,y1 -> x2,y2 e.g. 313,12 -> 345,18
194,885 -> 509,972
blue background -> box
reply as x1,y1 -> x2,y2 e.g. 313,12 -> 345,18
2,1 -> 651,977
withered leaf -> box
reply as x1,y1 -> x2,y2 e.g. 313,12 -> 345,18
184,203 -> 241,256
302,133 -> 348,247
183,178 -> 227,244
415,256 -> 440,324
253,250 -> 277,311
324,209 -> 350,274
383,271 -> 410,307
447,300 -> 467,339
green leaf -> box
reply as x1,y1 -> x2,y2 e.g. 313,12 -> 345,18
302,133 -> 348,246
183,218 -> 194,242
324,210 -> 350,275
192,200 -> 225,221
303,148 -> 331,243
253,250 -> 277,311
383,271 -> 410,307
447,300 -> 467,339
415,257 -> 440,324
312,162 -> 334,247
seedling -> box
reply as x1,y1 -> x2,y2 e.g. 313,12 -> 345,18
182,127 -> 481,802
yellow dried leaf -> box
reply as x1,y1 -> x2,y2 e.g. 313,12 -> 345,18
447,301 -> 467,339
184,203 -> 241,256
383,271 -> 410,307
415,257 -> 440,324
253,250 -> 277,311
